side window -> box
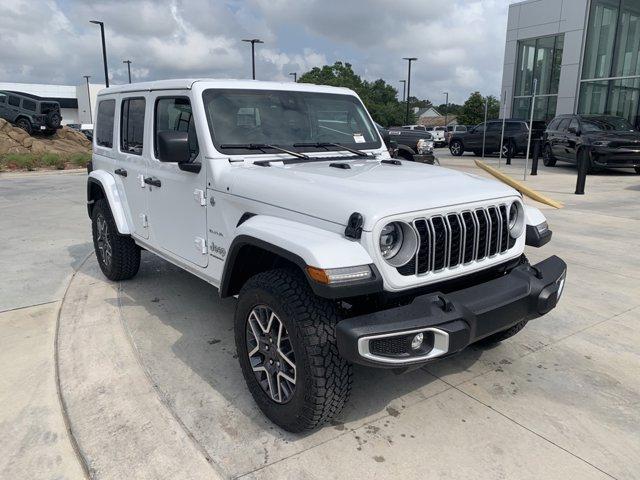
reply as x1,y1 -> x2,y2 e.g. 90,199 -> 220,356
487,122 -> 501,132
8,96 -> 20,107
96,99 -> 115,148
505,122 -> 521,133
547,118 -> 561,130
568,117 -> 580,133
474,123 -> 486,133
154,97 -> 199,161
557,118 -> 571,132
22,99 -> 36,111
120,98 -> 145,155
0,93 -> 6,104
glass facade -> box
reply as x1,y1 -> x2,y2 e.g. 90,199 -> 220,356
512,34 -> 564,121
579,0 -> 640,128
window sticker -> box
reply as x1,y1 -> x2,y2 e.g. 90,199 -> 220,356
353,133 -> 365,143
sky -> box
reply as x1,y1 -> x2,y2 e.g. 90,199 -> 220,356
0,0 -> 519,104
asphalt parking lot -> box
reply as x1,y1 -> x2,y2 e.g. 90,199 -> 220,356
1,154 -> 639,479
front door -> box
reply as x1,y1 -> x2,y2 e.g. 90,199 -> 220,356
553,118 -> 571,160
146,94 -> 208,268
565,117 -> 581,162
466,123 -> 485,150
115,97 -> 149,239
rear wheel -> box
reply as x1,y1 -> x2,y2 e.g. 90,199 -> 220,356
15,118 -> 32,135
235,269 -> 352,432
501,140 -> 516,159
92,198 -> 141,281
449,140 -> 464,156
542,143 -> 556,167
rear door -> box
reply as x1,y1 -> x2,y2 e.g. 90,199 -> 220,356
565,117 -> 580,162
553,118 -> 571,160
146,93 -> 208,268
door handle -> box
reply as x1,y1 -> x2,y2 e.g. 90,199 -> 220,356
114,168 -> 127,177
144,177 -> 161,188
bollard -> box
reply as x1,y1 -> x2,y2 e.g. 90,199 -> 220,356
531,139 -> 540,176
575,148 -> 588,195
505,139 -> 512,165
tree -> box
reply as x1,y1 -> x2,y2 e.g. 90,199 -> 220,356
298,62 -> 414,127
456,92 -> 501,125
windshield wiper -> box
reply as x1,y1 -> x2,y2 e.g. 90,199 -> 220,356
293,142 -> 373,157
219,143 -> 309,160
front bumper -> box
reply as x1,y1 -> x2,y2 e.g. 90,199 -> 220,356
592,147 -> 640,167
412,153 -> 436,164
336,256 -> 566,368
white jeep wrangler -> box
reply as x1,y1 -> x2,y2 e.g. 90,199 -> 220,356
87,79 -> 566,432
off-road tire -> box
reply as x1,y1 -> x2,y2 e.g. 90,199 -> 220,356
46,111 -> 61,129
449,140 -> 464,156
635,166 -> 640,174
235,269 -> 352,432
91,198 -> 140,281
542,143 -> 556,167
15,118 -> 32,135
477,320 -> 528,345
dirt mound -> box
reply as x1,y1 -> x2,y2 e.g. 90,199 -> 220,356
0,118 -> 91,156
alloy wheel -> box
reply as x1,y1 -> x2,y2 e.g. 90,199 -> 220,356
96,214 -> 113,268
450,142 -> 460,155
246,305 -> 296,403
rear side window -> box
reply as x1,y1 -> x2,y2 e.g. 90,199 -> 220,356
155,97 -> 199,160
121,98 -> 146,155
96,99 -> 115,148
8,96 -> 20,107
22,99 -> 36,111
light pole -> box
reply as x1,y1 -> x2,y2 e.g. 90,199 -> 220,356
123,60 -> 132,83
399,80 -> 406,102
443,91 -> 449,127
403,57 -> 417,124
242,38 -> 264,79
289,72 -> 297,82
90,20 -> 109,88
83,75 -> 92,122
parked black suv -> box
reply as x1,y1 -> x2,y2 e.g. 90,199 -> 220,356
376,123 -> 435,163
449,119 -> 546,157
542,114 -> 640,174
0,91 -> 63,135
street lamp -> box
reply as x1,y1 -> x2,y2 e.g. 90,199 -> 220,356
289,72 -> 297,82
443,91 -> 449,127
242,38 -> 264,80
83,75 -> 92,122
399,80 -> 406,102
89,20 -> 109,88
123,60 -> 132,83
403,57 -> 417,124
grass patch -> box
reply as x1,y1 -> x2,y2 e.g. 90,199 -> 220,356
67,152 -> 91,167
41,153 -> 66,170
0,150 -> 91,171
1,153 -> 38,171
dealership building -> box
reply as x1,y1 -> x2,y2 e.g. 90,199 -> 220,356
0,82 -> 104,125
501,0 -> 640,128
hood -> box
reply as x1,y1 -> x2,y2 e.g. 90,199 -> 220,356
225,157 -> 518,231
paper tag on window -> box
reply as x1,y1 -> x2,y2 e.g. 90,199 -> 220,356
353,133 -> 365,143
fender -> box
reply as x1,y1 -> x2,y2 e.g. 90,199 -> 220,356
524,205 -> 552,247
87,170 -> 131,234
220,215 -> 379,298
396,144 -> 417,156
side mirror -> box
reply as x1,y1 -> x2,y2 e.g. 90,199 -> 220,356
157,131 -> 191,164
568,126 -> 580,135
381,129 -> 391,147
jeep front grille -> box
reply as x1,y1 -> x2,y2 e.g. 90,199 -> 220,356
397,205 -> 516,276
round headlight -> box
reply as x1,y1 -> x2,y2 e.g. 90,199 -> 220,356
379,222 -> 418,267
508,202 -> 525,238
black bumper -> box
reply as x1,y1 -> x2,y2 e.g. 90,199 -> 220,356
336,256 -> 567,368
412,153 -> 436,164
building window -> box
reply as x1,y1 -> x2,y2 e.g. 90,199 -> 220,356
579,0 -> 640,128
513,34 -> 564,122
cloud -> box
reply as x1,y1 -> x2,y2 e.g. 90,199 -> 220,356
0,0 -> 516,102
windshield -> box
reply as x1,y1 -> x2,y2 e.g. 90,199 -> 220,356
203,89 -> 381,154
581,116 -> 635,132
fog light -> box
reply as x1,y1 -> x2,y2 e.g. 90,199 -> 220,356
411,332 -> 424,350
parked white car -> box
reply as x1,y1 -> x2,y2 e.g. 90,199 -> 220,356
87,79 -> 566,432
425,126 -> 447,147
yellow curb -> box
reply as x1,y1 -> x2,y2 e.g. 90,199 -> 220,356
474,160 -> 564,209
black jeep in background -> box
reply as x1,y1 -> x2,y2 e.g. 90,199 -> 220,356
0,90 -> 63,135
448,119 -> 546,157
542,114 -> 640,174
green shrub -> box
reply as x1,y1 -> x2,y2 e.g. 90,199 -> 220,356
2,153 -> 38,171
68,152 -> 91,167
41,153 -> 65,169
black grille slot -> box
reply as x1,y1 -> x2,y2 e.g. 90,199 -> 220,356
462,212 -> 475,263
415,219 -> 431,274
499,205 -> 509,252
431,217 -> 447,271
475,209 -> 488,260
397,258 -> 415,276
488,207 -> 500,256
447,214 -> 462,267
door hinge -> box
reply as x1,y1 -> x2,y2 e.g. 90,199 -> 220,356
194,237 -> 207,254
140,213 -> 148,228
138,174 -> 146,188
194,189 -> 206,206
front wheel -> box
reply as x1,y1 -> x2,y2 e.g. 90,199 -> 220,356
15,118 -> 32,135
235,269 -> 352,432
542,144 -> 556,167
449,140 -> 464,156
